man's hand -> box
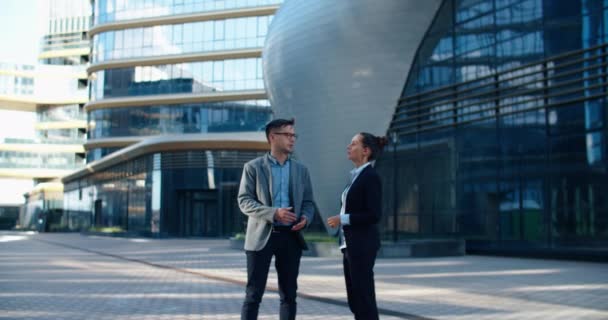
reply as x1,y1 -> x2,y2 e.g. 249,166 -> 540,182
291,216 -> 307,231
275,207 -> 297,224
327,215 -> 340,228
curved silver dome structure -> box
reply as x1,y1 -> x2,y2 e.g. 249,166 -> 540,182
263,0 -> 443,226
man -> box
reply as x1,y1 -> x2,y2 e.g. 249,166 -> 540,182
238,118 -> 315,320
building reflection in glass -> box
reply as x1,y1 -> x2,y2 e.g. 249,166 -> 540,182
381,0 -> 608,254
88,100 -> 270,139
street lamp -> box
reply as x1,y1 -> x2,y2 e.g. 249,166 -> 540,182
391,131 -> 398,243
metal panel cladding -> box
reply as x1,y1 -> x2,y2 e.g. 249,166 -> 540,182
263,0 -> 443,227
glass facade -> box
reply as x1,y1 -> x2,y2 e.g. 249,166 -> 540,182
88,1 -> 276,150
42,32 -> 89,53
58,1 -> 282,237
13,0 -> 92,230
88,100 -> 270,140
64,150 -> 266,237
0,63 -> 35,96
37,105 -> 87,144
39,129 -> 86,144
48,0 -> 91,34
0,150 -> 83,170
94,0 -> 281,24
91,58 -> 264,100
86,147 -> 123,163
0,206 -> 20,230
38,104 -> 87,122
382,0 -> 608,255
93,16 -> 272,62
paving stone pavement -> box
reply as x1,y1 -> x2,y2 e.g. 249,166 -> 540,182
1,231 -> 607,320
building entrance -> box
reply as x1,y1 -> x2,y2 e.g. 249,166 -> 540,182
176,190 -> 218,237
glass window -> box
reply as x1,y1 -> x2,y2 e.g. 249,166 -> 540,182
258,15 -> 268,37
173,24 -> 183,45
213,60 -> 224,83
89,100 -> 271,139
390,0 -> 608,252
92,58 -> 263,99
214,20 -> 225,40
92,15 -> 273,63
184,22 -> 194,45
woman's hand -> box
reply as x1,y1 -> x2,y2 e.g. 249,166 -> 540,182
327,215 -> 341,228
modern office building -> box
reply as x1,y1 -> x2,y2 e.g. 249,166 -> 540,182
0,63 -> 39,229
61,0 -> 286,237
265,0 -> 607,258
18,0 -> 91,231
0,0 -> 90,230
0,36 -> 89,230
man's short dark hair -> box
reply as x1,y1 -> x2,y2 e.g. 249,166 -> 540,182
265,118 -> 295,142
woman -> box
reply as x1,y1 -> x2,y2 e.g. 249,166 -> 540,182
327,132 -> 387,320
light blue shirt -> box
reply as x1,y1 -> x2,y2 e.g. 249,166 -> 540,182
268,153 -> 291,226
340,162 -> 371,249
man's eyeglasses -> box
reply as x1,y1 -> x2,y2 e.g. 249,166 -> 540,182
273,132 -> 298,139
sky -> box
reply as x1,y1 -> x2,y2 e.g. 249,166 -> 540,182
0,0 -> 46,64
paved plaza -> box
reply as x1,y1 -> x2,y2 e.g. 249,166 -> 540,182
0,231 -> 607,320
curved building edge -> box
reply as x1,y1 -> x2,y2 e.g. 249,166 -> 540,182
63,132 -> 268,183
263,0 -> 444,226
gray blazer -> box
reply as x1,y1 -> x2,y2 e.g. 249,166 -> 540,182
238,154 -> 315,251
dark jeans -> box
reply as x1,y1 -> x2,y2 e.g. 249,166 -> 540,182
241,228 -> 303,320
343,248 -> 379,320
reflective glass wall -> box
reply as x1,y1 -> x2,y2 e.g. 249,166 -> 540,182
383,0 -> 608,256
69,1 -> 280,236
91,58 -> 264,100
88,0 -> 278,162
88,100 -> 270,139
93,16 -> 272,62
64,150 -> 266,237
37,104 -> 87,144
0,149 -> 83,169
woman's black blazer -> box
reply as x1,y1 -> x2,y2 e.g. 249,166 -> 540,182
343,165 -> 382,255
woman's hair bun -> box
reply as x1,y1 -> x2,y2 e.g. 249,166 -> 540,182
376,136 -> 388,148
